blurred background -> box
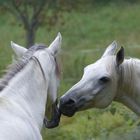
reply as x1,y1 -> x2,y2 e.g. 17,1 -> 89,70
1,0 -> 140,139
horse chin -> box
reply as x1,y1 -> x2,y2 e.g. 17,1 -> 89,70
60,106 -> 77,117
62,110 -> 76,117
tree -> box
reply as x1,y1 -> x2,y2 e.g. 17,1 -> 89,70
0,0 -> 77,48
1,0 -> 49,48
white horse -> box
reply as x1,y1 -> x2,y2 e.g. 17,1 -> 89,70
59,41 -> 140,117
0,33 -> 62,140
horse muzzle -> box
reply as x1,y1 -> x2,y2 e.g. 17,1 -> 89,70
44,99 -> 61,129
59,97 -> 78,117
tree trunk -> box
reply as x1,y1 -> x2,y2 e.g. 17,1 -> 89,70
26,27 -> 36,48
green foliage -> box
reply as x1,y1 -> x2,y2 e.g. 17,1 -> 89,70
1,2 -> 140,140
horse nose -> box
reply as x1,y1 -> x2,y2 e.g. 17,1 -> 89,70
65,98 -> 76,106
60,97 -> 76,107
59,97 -> 77,117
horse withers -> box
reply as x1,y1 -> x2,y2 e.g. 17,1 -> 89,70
59,41 -> 140,117
0,33 -> 62,140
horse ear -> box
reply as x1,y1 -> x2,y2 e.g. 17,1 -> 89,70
102,41 -> 118,57
48,32 -> 62,55
11,41 -> 27,58
116,47 -> 124,66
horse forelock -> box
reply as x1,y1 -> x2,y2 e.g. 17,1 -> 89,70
0,44 -> 47,91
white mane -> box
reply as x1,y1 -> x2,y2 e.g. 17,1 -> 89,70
115,58 -> 140,100
0,44 -> 46,91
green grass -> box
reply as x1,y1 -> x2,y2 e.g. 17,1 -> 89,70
1,2 -> 140,140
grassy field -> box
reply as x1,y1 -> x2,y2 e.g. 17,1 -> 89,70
1,2 -> 140,140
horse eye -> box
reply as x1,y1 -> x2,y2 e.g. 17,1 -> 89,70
99,77 -> 110,83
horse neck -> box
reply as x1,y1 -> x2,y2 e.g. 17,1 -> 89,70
0,60 -> 48,130
115,58 -> 140,115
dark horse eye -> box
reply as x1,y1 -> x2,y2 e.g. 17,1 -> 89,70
99,77 -> 110,83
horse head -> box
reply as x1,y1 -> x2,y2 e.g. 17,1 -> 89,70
59,41 -> 124,117
11,33 -> 62,128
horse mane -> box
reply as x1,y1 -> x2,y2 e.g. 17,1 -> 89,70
0,44 -> 46,91
119,58 -> 140,91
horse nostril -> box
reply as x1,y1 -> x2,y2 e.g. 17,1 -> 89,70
59,97 -> 76,108
65,98 -> 76,106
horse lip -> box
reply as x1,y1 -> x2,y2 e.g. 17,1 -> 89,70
59,106 -> 77,117
59,97 -> 87,117
59,94 -> 93,117
61,109 -> 76,117
60,98 -> 88,117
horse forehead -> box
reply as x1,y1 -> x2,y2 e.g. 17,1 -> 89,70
84,57 -> 115,75
84,64 -> 106,79
34,49 -> 58,72
97,56 -> 115,68
85,59 -> 108,70
34,49 -> 50,60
